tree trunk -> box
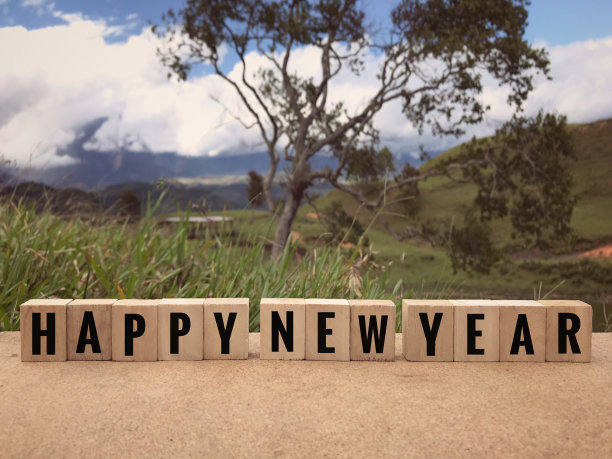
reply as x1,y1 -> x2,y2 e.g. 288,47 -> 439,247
263,156 -> 278,212
271,189 -> 303,259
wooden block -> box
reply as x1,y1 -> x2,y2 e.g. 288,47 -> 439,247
305,299 -> 350,361
20,299 -> 70,362
158,298 -> 204,361
203,298 -> 249,360
260,298 -> 305,360
111,300 -> 158,362
67,299 -> 115,361
402,299 -> 454,362
451,299 -> 499,362
496,300 -> 546,362
540,300 -> 592,362
349,299 -> 396,361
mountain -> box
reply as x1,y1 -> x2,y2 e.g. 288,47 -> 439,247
14,118 -> 424,190
0,181 -> 106,216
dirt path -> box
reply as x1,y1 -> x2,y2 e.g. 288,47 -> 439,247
579,243 -> 612,258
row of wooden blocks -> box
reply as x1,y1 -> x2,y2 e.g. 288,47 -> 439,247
19,298 -> 592,362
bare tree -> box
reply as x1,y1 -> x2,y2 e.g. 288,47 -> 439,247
154,0 -> 556,259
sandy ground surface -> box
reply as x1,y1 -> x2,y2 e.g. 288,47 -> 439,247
1,332 -> 611,458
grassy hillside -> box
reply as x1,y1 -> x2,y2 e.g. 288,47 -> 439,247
311,117 -> 612,246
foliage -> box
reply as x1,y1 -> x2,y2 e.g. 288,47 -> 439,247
322,200 -> 369,246
346,146 -> 395,184
246,170 -> 265,207
116,188 -> 141,219
445,211 -> 501,275
154,0 -> 550,258
394,162 -> 420,216
449,112 -> 577,249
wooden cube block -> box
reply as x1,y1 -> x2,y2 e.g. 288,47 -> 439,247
540,300 -> 592,362
260,298 -> 305,360
111,300 -> 158,362
305,299 -> 350,361
203,298 -> 249,360
451,299 -> 499,362
497,300 -> 546,362
67,299 -> 115,361
158,298 -> 205,361
402,299 -> 454,362
20,299 -> 70,362
349,299 -> 396,361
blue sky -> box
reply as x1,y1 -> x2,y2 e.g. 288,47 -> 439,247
1,1 -> 611,167
3,0 -> 611,46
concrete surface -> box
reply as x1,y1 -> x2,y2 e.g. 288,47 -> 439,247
1,332 -> 611,458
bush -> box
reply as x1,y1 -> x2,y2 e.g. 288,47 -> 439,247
322,200 -> 369,246
116,188 -> 141,219
446,212 -> 501,275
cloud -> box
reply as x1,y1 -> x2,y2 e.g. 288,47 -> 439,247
21,0 -> 43,5
0,14 -> 611,169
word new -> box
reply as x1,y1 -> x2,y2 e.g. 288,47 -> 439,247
20,298 -> 592,363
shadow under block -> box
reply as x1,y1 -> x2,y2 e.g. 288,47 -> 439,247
20,299 -> 70,362
497,300 -> 546,362
67,299 -> 115,361
451,300 -> 499,362
203,298 -> 249,360
402,300 -> 454,362
540,300 -> 592,362
305,299 -> 350,361
158,298 -> 204,361
111,300 -> 159,362
260,298 -> 305,360
349,299 -> 396,361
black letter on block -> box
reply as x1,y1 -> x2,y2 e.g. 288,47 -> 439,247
76,311 -> 101,354
170,312 -> 191,354
32,313 -> 55,355
558,313 -> 581,354
318,312 -> 335,353
271,310 -> 293,352
467,313 -> 485,355
125,314 -> 145,356
214,312 -> 237,354
419,312 -> 443,356
510,314 -> 534,355
358,315 -> 388,353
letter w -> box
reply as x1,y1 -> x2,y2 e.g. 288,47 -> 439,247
358,315 -> 388,354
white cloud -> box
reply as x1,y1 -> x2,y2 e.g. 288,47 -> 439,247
0,15 -> 611,169
21,0 -> 48,6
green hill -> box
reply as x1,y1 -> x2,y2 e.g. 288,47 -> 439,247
310,117 -> 612,247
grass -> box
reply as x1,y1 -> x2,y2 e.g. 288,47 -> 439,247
0,199 -> 403,332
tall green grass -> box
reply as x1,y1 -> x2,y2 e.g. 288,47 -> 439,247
0,199 -> 402,332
